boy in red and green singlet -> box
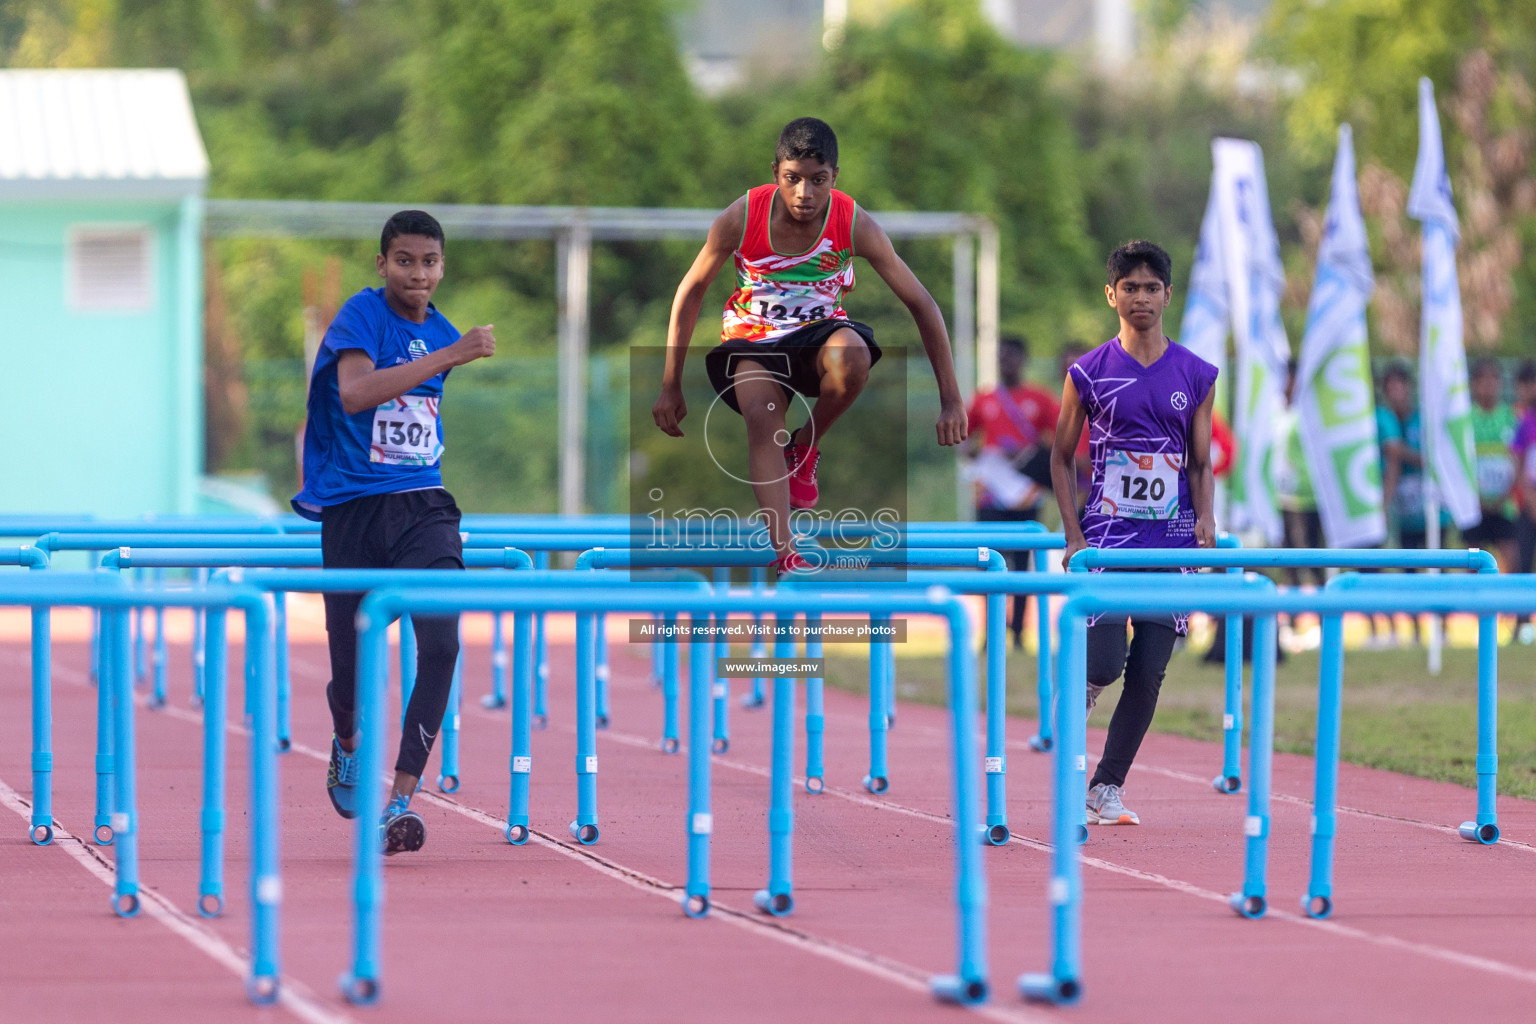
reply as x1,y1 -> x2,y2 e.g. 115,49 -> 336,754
653,117 -> 967,569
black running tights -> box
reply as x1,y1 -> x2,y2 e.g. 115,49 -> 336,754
1086,619 -> 1178,789
321,490 -> 463,779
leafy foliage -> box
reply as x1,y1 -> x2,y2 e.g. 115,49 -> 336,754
5,0 -> 1532,504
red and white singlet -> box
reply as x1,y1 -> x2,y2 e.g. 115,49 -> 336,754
720,183 -> 858,343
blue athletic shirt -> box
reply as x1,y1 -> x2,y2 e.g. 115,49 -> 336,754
292,287 -> 460,519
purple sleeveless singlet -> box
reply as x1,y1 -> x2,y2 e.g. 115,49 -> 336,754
1069,337 -> 1219,551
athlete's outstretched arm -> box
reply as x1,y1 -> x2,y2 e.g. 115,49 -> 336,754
653,200 -> 745,438
853,211 -> 967,447
1187,387 -> 1217,548
1051,374 -> 1089,562
336,327 -> 495,416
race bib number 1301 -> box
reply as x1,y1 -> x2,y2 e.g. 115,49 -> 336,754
370,395 -> 443,467
1100,450 -> 1181,520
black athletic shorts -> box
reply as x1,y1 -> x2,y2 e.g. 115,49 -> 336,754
704,319 -> 881,414
1463,511 -> 1516,547
320,488 -> 465,571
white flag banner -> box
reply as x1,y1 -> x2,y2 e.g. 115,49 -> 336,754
1295,125 -> 1387,548
1213,138 -> 1290,544
1408,77 -> 1481,531
1179,188 -> 1229,406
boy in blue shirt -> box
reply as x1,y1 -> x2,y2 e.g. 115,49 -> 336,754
294,210 -> 495,854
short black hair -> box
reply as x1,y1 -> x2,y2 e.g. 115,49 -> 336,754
1000,336 -> 1028,357
1107,240 -> 1172,288
381,210 -> 445,256
1470,357 -> 1502,381
776,117 -> 838,169
1517,360 -> 1536,385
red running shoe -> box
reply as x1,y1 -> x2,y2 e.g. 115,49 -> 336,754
772,551 -> 811,576
784,440 -> 821,509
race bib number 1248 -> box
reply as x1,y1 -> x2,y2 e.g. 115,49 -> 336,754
1100,450 -> 1181,520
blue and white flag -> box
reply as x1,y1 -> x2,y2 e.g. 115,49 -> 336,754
1178,189 -> 1229,414
1294,125 -> 1387,548
1213,138 -> 1290,544
1408,77 -> 1481,531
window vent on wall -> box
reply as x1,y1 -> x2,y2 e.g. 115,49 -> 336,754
68,226 -> 154,312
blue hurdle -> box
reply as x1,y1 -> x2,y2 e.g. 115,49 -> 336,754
212,568 -> 701,851
573,545 -> 1009,803
104,546 -> 532,772
1069,545 -> 1498,794
346,580 -> 990,1007
0,572 -> 282,1004
1023,574 -> 1519,1007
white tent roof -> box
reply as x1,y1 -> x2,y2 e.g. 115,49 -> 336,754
0,68 -> 208,199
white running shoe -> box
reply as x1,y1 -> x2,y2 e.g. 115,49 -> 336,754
1086,782 -> 1140,825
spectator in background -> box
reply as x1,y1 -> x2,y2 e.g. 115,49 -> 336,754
1463,359 -> 1519,572
1511,361 -> 1536,644
1375,362 -> 1448,646
1058,342 -> 1093,509
1277,360 -> 1324,586
965,335 -> 1057,648
1378,363 -> 1426,547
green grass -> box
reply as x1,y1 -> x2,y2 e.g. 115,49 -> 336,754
816,638 -> 1536,800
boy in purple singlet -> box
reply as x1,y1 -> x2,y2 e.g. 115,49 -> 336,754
1049,240 -> 1219,826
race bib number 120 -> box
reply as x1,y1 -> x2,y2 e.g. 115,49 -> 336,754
1100,450 -> 1181,520
370,395 -> 443,467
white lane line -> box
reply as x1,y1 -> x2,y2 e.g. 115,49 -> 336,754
0,777 -> 353,1024
21,648 -> 1531,852
592,656 -> 1536,852
585,723 -> 1536,988
1121,759 -> 1536,852
24,647 -> 1536,1001
36,659 -> 1033,1018
277,738 -> 1045,1024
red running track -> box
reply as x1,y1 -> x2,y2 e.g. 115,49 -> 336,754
2,634 -> 1535,1023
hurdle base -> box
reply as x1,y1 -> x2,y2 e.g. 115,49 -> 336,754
931,973 -> 988,1005
1026,733 -> 1052,753
246,974 -> 280,1006
1229,891 -> 1266,918
1302,893 -> 1332,919
1458,820 -> 1499,845
681,892 -> 710,918
1212,774 -> 1242,794
753,888 -> 793,917
339,973 -> 379,1006
1018,971 -> 1080,1005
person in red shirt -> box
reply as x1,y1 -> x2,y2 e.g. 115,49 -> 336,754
1058,343 -> 1094,506
965,335 -> 1057,647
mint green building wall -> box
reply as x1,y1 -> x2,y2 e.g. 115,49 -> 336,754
5,198 -> 203,516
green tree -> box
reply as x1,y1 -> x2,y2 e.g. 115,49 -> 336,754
711,0 -> 1100,351
1264,0 -> 1536,350
1264,0 -> 1536,169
